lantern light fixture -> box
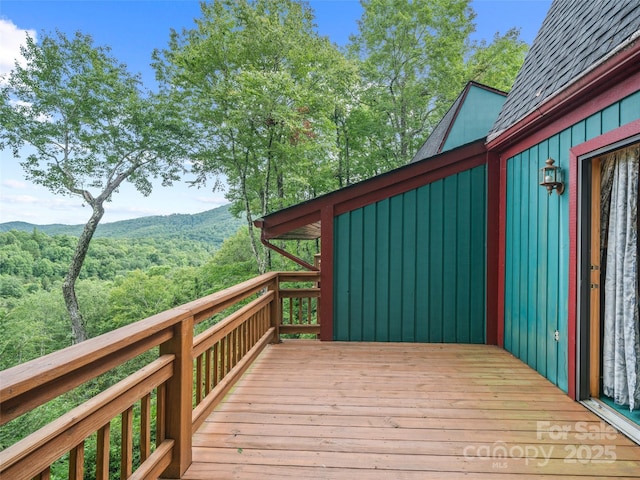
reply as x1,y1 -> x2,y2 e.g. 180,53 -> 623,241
539,158 -> 564,196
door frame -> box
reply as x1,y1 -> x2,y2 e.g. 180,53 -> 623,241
587,157 -> 601,399
572,122 -> 640,401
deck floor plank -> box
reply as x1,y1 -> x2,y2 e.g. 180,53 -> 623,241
182,342 -> 640,479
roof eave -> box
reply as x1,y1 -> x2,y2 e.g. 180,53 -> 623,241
256,139 -> 488,240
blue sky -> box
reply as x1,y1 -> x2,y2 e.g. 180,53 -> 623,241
0,0 -> 552,225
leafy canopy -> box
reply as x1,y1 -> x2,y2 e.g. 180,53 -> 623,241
0,31 -> 191,202
349,0 -> 527,166
154,0 -> 349,271
0,30 -> 194,342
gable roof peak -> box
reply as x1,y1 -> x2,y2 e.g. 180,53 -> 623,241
411,81 -> 506,163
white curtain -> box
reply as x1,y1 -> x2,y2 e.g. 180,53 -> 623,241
602,144 -> 640,411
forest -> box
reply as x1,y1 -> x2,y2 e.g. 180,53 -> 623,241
0,205 -> 305,372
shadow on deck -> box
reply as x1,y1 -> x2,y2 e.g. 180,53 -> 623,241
184,342 -> 640,479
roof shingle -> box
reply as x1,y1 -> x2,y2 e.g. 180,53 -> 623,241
488,0 -> 640,141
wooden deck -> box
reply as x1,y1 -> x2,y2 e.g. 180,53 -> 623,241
183,342 -> 640,479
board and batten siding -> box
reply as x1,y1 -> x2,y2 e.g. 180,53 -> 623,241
333,164 -> 487,343
504,90 -> 640,393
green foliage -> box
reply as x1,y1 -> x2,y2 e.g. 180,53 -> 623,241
0,226 -> 225,373
0,31 -> 191,199
107,269 -> 193,328
0,274 -> 25,299
150,0 -> 528,274
0,29 -> 195,342
200,227 -> 260,294
348,0 -> 527,167
154,0 -> 351,272
0,229 -> 216,289
0,225 -> 257,474
0,287 -> 70,370
0,222 -> 265,371
464,28 -> 528,92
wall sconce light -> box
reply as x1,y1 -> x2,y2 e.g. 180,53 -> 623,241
539,158 -> 564,195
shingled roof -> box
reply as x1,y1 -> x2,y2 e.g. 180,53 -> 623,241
488,0 -> 640,141
411,82 -> 506,163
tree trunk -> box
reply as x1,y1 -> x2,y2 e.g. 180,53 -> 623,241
62,203 -> 104,343
238,156 -> 266,274
244,206 -> 267,274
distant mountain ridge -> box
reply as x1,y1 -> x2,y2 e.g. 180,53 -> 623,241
0,204 -> 245,248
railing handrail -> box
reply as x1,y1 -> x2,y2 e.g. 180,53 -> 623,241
0,272 -> 279,424
192,291 -> 275,358
0,356 -> 175,479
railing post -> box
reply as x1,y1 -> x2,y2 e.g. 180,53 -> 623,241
269,276 -> 281,343
159,313 -> 193,478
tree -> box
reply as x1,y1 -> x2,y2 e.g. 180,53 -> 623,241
0,31 -> 192,343
0,288 -> 70,369
154,0 -> 348,273
349,0 -> 527,167
464,28 -> 528,92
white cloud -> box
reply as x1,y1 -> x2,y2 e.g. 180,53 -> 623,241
0,19 -> 36,80
1,193 -> 39,204
1,192 -> 79,211
196,195 -> 228,206
2,179 -> 28,189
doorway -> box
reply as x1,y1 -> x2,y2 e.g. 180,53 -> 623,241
580,142 -> 640,439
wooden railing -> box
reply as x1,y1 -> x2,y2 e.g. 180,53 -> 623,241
279,273 -> 321,336
0,271 -> 320,480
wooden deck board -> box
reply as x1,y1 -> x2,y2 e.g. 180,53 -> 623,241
182,342 -> 640,479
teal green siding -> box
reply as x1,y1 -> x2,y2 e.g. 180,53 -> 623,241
334,165 -> 487,342
504,91 -> 640,393
442,86 -> 506,152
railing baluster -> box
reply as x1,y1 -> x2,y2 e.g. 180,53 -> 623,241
69,442 -> 84,480
245,320 -> 249,355
196,355 -> 203,404
205,348 -> 212,395
121,406 -> 133,480
141,394 -> 151,462
232,332 -> 236,370
31,467 -> 50,480
228,331 -> 234,370
156,383 -> 166,445
237,327 -> 241,365
220,339 -> 225,382
227,330 -> 235,373
252,314 -> 256,344
289,298 -> 293,326
213,342 -> 219,387
232,329 -> 237,368
96,423 -> 110,480
225,334 -> 231,374
240,321 -> 245,358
